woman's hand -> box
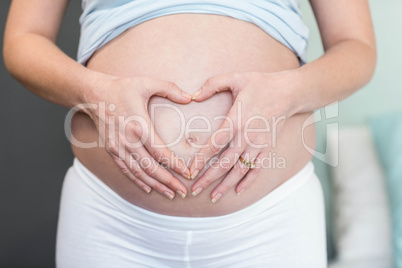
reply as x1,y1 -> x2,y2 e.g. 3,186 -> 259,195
82,75 -> 193,200
189,71 -> 298,202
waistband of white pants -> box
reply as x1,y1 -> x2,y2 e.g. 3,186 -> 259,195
72,157 -> 315,231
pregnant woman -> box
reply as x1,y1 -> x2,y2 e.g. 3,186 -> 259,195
4,0 -> 376,267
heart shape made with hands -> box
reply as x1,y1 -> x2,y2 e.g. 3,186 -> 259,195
148,77 -> 235,178
148,71 -> 289,202
149,73 -> 252,195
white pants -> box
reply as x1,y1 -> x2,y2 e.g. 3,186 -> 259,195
56,158 -> 327,268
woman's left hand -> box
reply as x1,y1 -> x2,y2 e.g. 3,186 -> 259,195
189,71 -> 299,203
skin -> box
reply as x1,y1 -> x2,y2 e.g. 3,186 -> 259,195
189,0 -> 377,201
4,0 -> 376,215
69,14 -> 310,216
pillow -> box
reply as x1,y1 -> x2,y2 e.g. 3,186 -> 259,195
327,125 -> 392,264
370,113 -> 402,268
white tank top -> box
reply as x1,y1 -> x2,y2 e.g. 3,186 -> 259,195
77,0 -> 309,66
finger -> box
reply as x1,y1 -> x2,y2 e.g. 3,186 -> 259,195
111,155 -> 152,194
128,107 -> 191,179
190,142 -> 243,197
111,152 -> 176,199
118,152 -> 184,200
143,126 -> 191,179
189,106 -> 238,178
108,141 -> 185,200
235,151 -> 264,195
145,77 -> 193,104
192,72 -> 241,101
125,145 -> 188,198
210,149 -> 260,203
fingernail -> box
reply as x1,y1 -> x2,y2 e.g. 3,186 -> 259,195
182,91 -> 193,99
191,88 -> 202,100
142,186 -> 151,194
177,190 -> 186,199
192,187 -> 203,197
164,191 -> 174,200
185,171 -> 191,180
211,193 -> 222,203
190,169 -> 200,180
237,188 -> 246,196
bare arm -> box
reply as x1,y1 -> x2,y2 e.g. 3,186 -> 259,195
3,0 -> 192,199
3,0 -> 103,108
188,0 -> 376,200
288,0 -> 377,115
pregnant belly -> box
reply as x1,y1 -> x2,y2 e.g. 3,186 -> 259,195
71,14 -> 316,216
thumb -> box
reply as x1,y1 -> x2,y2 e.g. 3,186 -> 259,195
192,72 -> 240,101
147,78 -> 193,104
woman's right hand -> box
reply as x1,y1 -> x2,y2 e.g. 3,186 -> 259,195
82,75 -> 193,200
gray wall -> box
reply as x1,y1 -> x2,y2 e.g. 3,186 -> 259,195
0,1 -> 81,267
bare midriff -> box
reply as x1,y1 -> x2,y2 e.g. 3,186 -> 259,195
71,14 -> 316,217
